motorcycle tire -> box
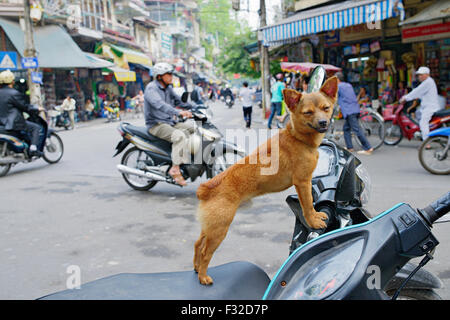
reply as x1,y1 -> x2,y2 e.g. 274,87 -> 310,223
0,163 -> 11,177
43,132 -> 64,164
384,120 -> 403,146
418,136 -> 450,175
386,289 -> 442,300
121,147 -> 158,191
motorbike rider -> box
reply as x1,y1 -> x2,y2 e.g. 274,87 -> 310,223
0,69 -> 43,156
144,62 -> 193,186
400,66 -> 441,140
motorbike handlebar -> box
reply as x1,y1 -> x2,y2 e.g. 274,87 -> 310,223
419,192 -> 450,225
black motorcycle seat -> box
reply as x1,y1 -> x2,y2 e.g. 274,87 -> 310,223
433,108 -> 450,118
38,261 -> 270,300
125,124 -> 160,142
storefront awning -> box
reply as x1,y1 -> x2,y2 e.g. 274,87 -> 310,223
109,44 -> 152,67
105,66 -> 136,82
0,17 -> 96,69
261,0 -> 405,47
399,0 -> 450,26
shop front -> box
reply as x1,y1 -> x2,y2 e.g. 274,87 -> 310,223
400,0 -> 450,106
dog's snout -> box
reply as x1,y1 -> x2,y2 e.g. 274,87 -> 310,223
318,119 -> 328,127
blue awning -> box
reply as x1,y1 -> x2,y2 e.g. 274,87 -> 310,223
261,0 -> 405,47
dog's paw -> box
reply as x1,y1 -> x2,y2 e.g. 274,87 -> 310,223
199,275 -> 214,285
305,211 -> 328,229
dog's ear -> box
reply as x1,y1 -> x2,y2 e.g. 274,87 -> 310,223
283,89 -> 302,112
320,76 -> 338,100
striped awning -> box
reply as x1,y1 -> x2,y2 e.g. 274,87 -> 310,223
261,0 -> 405,47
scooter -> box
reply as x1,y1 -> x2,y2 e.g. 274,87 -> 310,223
0,106 -> 64,177
286,139 -> 443,299
113,105 -> 245,191
104,101 -> 122,122
48,105 -> 73,130
225,95 -> 234,108
418,126 -> 450,175
383,102 -> 450,145
38,191 -> 450,300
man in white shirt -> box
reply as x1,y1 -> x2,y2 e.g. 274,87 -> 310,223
238,82 -> 254,128
61,95 -> 76,129
400,66 -> 440,140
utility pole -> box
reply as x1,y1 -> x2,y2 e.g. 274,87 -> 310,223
259,0 -> 270,119
23,0 -> 41,108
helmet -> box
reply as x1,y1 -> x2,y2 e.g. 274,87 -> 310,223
0,69 -> 15,84
153,62 -> 174,77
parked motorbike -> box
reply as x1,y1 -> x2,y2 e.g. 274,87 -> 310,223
0,106 -> 64,177
104,101 -> 122,122
38,191 -> 450,300
383,102 -> 450,145
286,139 -> 443,299
48,105 -> 73,130
113,104 -> 245,190
418,126 -> 450,175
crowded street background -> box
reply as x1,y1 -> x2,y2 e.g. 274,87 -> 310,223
0,0 -> 450,301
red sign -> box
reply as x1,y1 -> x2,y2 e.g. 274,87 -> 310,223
402,22 -> 450,40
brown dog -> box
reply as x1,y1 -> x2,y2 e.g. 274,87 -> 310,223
193,76 -> 338,285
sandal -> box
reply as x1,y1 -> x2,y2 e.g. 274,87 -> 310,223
169,169 -> 187,186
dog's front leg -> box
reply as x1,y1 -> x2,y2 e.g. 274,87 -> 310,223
294,182 -> 327,229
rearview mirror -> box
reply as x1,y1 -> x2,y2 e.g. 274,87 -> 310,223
307,66 -> 326,93
181,91 -> 189,103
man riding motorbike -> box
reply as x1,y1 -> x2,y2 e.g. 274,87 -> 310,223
144,62 -> 193,186
0,69 -> 43,157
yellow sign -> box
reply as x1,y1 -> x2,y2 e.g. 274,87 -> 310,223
114,71 -> 136,82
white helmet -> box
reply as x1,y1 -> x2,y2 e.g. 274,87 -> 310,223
0,69 -> 15,84
153,62 -> 174,77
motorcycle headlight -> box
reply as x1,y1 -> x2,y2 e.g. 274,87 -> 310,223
355,164 -> 371,206
312,147 -> 336,178
277,238 -> 364,300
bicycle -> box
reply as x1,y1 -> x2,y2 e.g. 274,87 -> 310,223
326,103 -> 385,150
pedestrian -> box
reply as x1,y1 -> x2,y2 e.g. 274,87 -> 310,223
400,66 -> 441,140
336,72 -> 374,155
396,81 -> 407,101
238,81 -> 254,128
268,73 -> 285,129
61,95 -> 76,129
357,87 -> 371,106
83,98 -> 95,120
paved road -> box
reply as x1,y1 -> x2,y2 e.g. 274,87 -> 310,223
0,100 -> 449,299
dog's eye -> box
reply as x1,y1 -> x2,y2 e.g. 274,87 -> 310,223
323,106 -> 331,111
303,111 -> 314,115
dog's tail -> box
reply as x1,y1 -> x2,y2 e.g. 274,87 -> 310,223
196,170 -> 228,201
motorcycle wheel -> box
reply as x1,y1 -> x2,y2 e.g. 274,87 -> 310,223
384,120 -> 403,145
121,147 -> 158,191
212,151 -> 244,177
386,289 -> 442,300
418,136 -> 450,175
0,163 -> 11,177
43,132 -> 64,164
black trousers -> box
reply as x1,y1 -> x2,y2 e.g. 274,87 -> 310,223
243,106 -> 252,128
24,120 -> 42,146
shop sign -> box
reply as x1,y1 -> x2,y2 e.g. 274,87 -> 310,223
402,22 -> 450,43
21,57 -> 39,69
340,23 -> 382,43
31,71 -> 43,84
0,52 -> 18,70
324,30 -> 340,48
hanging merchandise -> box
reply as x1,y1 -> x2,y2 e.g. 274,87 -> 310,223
401,52 -> 416,88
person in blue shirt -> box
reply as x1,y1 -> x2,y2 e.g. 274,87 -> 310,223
336,72 -> 373,155
268,73 -> 285,129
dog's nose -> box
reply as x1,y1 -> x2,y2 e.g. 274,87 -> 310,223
318,120 -> 328,128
